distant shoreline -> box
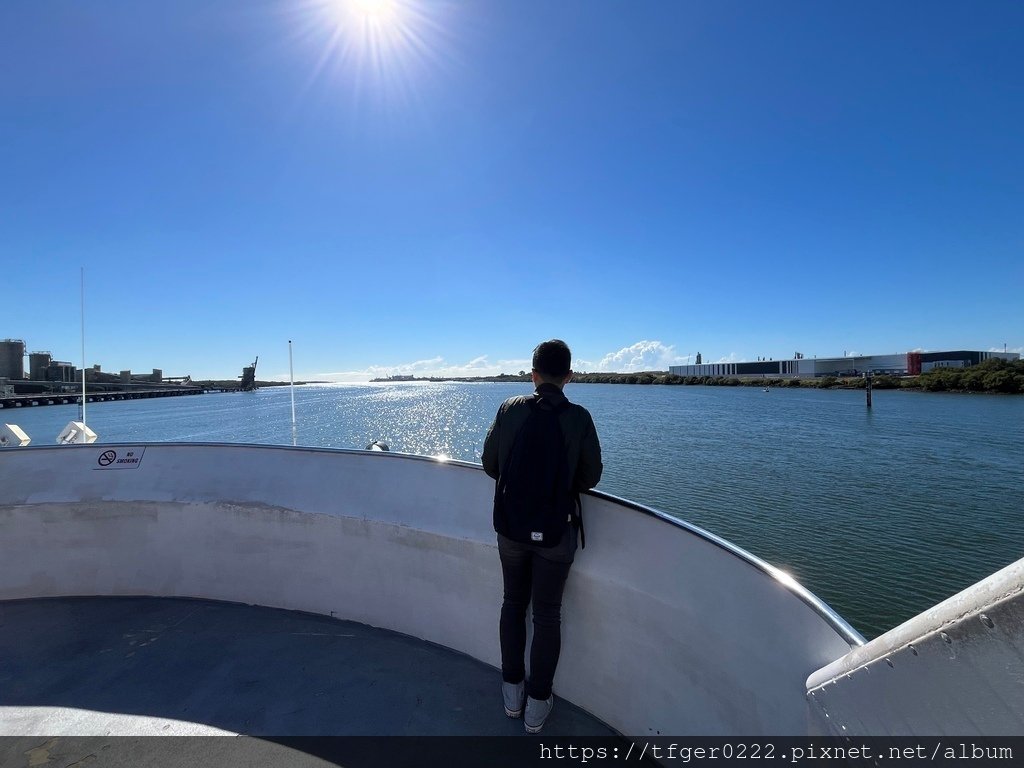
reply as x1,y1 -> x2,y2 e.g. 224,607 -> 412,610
196,358 -> 1024,395
369,366 -> 1024,394
194,380 -> 328,389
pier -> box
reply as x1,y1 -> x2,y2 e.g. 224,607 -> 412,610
0,387 -> 203,410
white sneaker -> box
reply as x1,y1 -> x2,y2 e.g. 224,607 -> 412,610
502,681 -> 525,718
524,695 -> 553,733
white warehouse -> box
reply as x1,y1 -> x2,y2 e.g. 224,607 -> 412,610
669,350 -> 1020,379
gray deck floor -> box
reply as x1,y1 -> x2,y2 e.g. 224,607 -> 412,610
1,597 -> 626,766
0,596 -> 616,737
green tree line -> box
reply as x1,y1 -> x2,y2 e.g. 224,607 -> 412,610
913,356 -> 1024,393
573,358 -> 1023,393
390,357 -> 1024,394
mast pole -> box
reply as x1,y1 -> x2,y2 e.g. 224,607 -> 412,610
289,340 -> 297,446
80,267 -> 86,427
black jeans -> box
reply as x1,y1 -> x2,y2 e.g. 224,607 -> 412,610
497,533 -> 574,701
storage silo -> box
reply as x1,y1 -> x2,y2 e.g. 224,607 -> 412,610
0,339 -> 26,380
29,352 -> 52,381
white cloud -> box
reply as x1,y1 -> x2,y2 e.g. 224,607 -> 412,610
578,341 -> 690,373
990,346 -> 1023,355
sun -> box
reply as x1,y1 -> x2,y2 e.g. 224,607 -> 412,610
289,0 -> 445,101
345,0 -> 401,26
304,0 -> 419,60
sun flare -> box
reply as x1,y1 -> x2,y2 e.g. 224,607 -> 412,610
342,0 -> 401,27
289,0 -> 445,103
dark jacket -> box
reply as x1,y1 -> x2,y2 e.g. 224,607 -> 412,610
482,383 -> 602,494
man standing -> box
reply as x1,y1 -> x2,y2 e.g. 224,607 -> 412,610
482,339 -> 602,734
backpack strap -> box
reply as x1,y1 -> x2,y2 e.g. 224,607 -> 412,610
573,493 -> 585,550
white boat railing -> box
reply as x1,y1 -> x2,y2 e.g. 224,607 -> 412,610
0,443 -> 861,736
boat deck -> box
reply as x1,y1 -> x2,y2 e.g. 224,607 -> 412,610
1,597 -> 619,764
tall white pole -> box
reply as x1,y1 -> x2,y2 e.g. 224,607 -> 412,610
81,267 -> 87,428
289,340 -> 297,447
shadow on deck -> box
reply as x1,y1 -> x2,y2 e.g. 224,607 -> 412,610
0,597 -> 621,765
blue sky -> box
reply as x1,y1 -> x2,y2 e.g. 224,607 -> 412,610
2,0 -> 1021,381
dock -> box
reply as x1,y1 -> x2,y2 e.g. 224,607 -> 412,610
0,387 -> 204,409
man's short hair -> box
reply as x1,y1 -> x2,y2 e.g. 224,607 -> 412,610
532,339 -> 572,379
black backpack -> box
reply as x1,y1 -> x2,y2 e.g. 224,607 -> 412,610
493,395 -> 583,548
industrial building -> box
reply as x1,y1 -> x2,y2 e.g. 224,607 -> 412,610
669,350 -> 1020,379
1,337 -> 163,389
0,336 -> 204,408
1,340 -> 78,384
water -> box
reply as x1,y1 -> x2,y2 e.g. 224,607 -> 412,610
5,383 -> 1023,639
